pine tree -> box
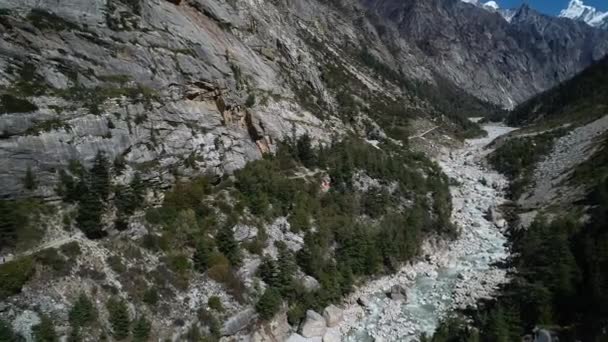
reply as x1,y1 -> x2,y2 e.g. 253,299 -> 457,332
76,188 -> 105,239
487,306 -> 509,342
69,293 -> 96,328
107,297 -> 130,340
130,172 -> 145,205
216,225 -> 241,266
24,165 -> 37,190
296,134 -> 316,168
90,151 -> 111,201
193,237 -> 213,272
255,288 -> 282,321
258,256 -> 279,288
132,315 -> 151,342
33,314 -> 57,342
276,243 -> 296,293
0,319 -> 16,341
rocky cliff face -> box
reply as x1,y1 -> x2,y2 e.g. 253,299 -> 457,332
0,0 -> 492,200
360,0 -> 608,108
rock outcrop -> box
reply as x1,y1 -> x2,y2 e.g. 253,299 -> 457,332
322,305 -> 343,327
300,310 -> 327,338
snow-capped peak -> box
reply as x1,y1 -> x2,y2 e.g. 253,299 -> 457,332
484,1 -> 499,11
559,0 -> 608,29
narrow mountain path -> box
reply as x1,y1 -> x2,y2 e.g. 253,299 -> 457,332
339,124 -> 517,341
0,235 -> 80,264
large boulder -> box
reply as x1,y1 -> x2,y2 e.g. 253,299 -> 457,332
386,284 -> 407,301
300,310 -> 327,338
356,296 -> 370,307
221,308 -> 257,336
322,329 -> 341,342
322,305 -> 343,327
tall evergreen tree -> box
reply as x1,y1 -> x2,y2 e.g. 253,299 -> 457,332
69,293 -> 96,328
132,315 -> 151,342
33,314 -> 57,342
106,298 -> 130,340
90,151 -> 111,201
216,225 -> 241,266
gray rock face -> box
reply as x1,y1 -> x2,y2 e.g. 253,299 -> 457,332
300,310 -> 327,338
1,0 -> 605,199
221,307 -> 257,336
360,0 -> 608,108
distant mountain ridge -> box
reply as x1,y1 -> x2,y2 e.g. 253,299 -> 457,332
560,0 -> 608,30
365,0 -> 608,108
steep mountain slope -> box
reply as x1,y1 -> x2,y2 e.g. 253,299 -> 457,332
0,0 -> 489,341
361,0 -> 608,108
0,0 -> 496,200
508,55 -> 608,126
1,0 -> 608,341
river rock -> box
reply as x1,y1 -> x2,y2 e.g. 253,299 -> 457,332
300,310 -> 326,338
386,284 -> 407,301
322,329 -> 341,342
322,305 -> 343,327
357,296 -> 371,307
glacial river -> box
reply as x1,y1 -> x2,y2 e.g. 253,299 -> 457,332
340,124 -> 517,341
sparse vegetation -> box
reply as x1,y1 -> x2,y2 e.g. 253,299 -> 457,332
27,9 -> 80,31
488,129 -> 565,198
0,257 -> 35,300
0,94 -> 38,114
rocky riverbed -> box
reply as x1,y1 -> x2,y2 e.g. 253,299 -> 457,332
337,124 -> 517,341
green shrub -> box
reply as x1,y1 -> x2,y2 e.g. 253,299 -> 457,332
35,248 -> 71,276
142,287 -> 158,307
245,93 -> 255,108
0,94 -> 38,114
27,9 -> 79,31
107,256 -> 126,274
0,256 -> 35,300
255,288 -> 282,321
166,254 -> 191,275
60,241 -> 81,258
0,199 -> 43,250
0,319 -> 17,341
207,296 -> 223,312
106,297 -> 130,340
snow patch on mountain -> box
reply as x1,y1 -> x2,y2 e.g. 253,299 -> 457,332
460,0 -> 517,22
559,0 -> 608,29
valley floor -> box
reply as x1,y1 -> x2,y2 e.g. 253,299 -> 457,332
335,125 -> 517,341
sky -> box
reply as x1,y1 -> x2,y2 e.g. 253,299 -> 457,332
497,0 -> 608,15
